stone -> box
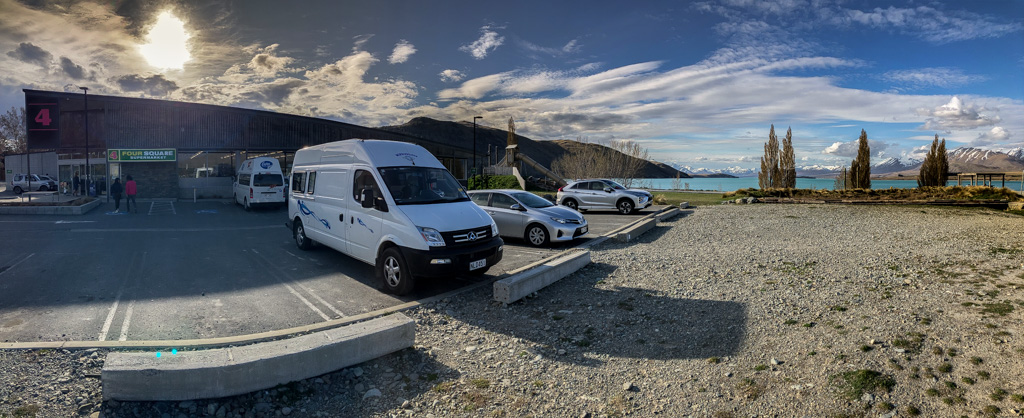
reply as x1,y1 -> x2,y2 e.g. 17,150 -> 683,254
281,406 -> 293,416
861,393 -> 874,402
363,388 -> 382,400
465,346 -> 478,353
770,358 -> 781,365
623,382 -> 636,392
352,367 -> 364,377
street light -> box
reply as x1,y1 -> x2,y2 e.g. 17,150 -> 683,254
80,86 -> 89,195
472,116 -> 482,178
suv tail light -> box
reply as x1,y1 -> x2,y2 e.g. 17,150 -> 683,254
249,188 -> 253,199
557,186 -> 563,192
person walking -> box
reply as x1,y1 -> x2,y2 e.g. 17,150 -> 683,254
72,172 -> 81,197
110,177 -> 124,213
125,175 -> 138,213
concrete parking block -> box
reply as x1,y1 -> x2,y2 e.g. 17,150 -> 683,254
655,207 -> 681,222
494,249 -> 591,305
102,313 -> 415,401
613,218 -> 656,242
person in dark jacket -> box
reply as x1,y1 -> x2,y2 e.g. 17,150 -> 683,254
72,172 -> 81,197
110,178 -> 124,213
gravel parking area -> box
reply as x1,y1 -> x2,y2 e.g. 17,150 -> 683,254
3,204 -> 1023,417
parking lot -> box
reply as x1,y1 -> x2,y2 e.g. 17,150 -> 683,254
0,198 -> 660,344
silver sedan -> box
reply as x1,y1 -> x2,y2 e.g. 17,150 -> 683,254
469,189 -> 589,247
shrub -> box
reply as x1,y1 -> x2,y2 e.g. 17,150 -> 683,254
468,175 -> 521,190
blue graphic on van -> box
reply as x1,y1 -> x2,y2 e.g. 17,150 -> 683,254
298,200 -> 330,229
260,160 -> 272,169
357,218 -> 374,234
396,152 -> 418,165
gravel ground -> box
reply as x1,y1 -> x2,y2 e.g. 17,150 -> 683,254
3,204 -> 1024,418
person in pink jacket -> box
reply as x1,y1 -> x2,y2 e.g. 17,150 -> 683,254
125,175 -> 138,213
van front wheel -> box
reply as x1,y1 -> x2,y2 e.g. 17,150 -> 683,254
379,247 -> 414,295
293,220 -> 312,250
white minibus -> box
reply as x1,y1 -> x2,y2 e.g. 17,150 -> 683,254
234,157 -> 286,210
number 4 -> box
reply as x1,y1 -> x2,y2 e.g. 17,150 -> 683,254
34,109 -> 52,126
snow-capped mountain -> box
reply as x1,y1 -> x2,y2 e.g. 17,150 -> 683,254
872,157 -> 922,175
946,147 -> 1024,173
678,165 -> 755,177
796,164 -> 843,177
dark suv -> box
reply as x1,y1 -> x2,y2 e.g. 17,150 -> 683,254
556,179 -> 652,214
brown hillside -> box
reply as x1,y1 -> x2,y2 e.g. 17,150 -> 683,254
379,117 -> 688,179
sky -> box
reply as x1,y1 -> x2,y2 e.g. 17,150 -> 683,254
0,0 -> 1022,174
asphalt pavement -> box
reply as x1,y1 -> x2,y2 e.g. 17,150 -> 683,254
0,198 -> 657,344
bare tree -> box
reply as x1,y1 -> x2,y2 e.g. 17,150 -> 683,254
551,138 -> 652,187
0,107 -> 27,180
780,127 -> 796,188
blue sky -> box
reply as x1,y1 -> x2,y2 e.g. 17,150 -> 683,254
0,0 -> 1021,174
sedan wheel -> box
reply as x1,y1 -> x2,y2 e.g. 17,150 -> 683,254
526,224 -> 549,247
617,199 -> 635,214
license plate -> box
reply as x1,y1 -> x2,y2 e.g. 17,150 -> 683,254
469,259 -> 486,270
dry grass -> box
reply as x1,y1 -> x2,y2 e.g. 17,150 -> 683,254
725,186 -> 1022,201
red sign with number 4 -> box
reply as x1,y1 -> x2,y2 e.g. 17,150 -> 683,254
26,99 -> 60,150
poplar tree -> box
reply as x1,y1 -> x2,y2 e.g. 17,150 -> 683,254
759,125 -> 780,189
780,127 -> 796,188
918,134 -> 949,188
849,129 -> 871,189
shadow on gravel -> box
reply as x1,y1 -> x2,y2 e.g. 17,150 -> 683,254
101,347 -> 455,418
451,261 -> 747,367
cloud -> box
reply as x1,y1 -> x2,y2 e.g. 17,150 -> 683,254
460,26 -> 504,59
822,138 -> 889,158
437,73 -> 506,100
439,69 -> 464,83
388,40 -> 416,64
918,96 -> 1000,131
840,5 -> 1022,44
221,44 -> 298,82
970,126 -> 1011,147
883,67 -> 986,89
114,73 -> 179,96
352,34 -> 374,52
519,38 -> 582,57
59,57 -> 87,79
6,42 -> 52,67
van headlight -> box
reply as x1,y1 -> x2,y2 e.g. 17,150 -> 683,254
417,226 -> 446,247
491,221 -> 499,238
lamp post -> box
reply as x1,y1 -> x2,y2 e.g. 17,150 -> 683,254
80,86 -> 89,195
472,116 -> 482,178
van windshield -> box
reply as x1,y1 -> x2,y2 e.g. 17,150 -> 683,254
253,174 -> 284,187
378,167 -> 469,205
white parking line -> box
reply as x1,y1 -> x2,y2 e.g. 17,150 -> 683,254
99,252 -> 143,341
0,253 -> 34,278
250,249 -> 344,320
118,300 -> 135,341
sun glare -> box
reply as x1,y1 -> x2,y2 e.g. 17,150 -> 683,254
139,11 -> 191,70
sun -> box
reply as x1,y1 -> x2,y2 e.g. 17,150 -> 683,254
138,11 -> 191,70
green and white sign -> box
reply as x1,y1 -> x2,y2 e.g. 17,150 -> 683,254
108,149 -> 177,162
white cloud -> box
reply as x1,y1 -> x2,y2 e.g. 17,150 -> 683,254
822,138 -> 889,158
437,73 -> 507,100
221,44 -> 297,81
884,67 -> 985,88
970,126 -> 1011,147
352,34 -> 374,52
388,40 -> 416,64
460,26 -> 504,59
439,69 -> 464,83
840,6 -> 1022,44
917,96 -> 1000,131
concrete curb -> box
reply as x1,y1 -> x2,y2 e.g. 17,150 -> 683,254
493,249 -> 591,305
613,218 -> 656,242
654,207 -> 681,222
101,313 -> 415,401
0,198 -> 101,215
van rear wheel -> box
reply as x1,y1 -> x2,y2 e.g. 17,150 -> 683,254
293,220 -> 312,250
379,247 -> 414,295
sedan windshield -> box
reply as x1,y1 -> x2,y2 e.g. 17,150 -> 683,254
379,166 -> 469,205
510,192 -> 554,208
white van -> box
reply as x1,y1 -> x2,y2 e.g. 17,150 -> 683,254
234,157 -> 286,210
286,139 -> 503,295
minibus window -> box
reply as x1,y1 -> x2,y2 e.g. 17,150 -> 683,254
305,172 -> 316,194
292,172 -> 306,194
254,174 -> 284,187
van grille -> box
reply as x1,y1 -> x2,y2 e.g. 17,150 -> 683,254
443,227 -> 491,247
